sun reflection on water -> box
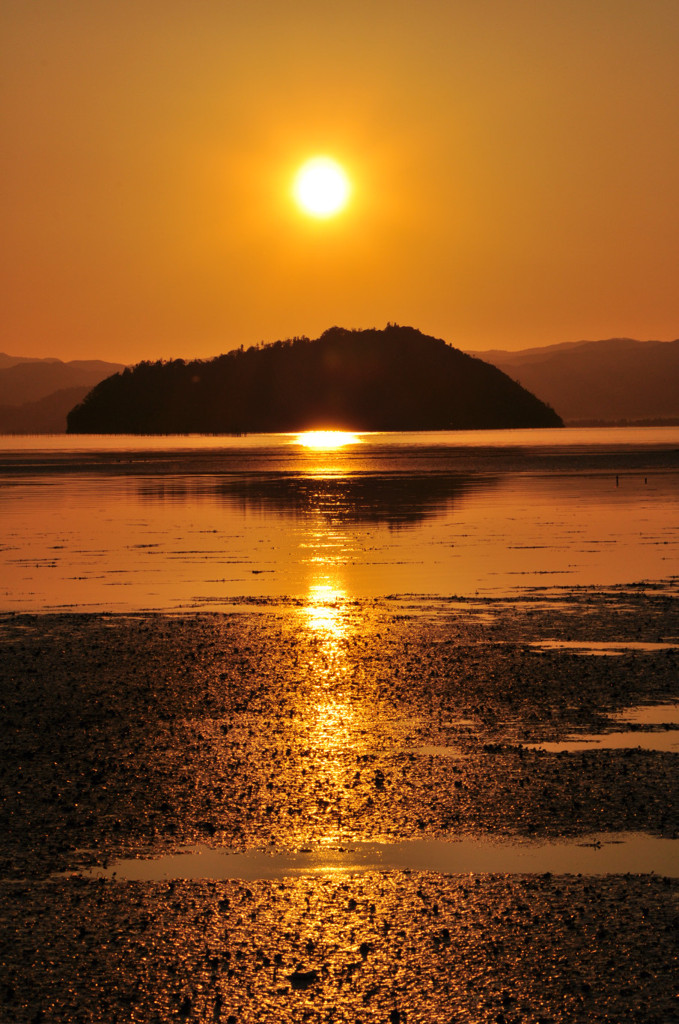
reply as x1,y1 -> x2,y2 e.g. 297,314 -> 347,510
296,575 -> 362,844
302,582 -> 348,638
295,430 -> 361,449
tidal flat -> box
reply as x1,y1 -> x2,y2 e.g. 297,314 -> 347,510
1,585 -> 678,1022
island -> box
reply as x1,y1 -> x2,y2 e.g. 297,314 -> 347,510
67,324 -> 563,433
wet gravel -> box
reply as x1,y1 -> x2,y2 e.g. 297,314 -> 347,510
2,873 -> 678,1023
1,585 -> 678,1021
1,587 -> 678,878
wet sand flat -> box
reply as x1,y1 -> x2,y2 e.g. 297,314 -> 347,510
1,585 -> 678,1021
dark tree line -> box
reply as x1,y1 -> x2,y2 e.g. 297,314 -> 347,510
67,325 -> 563,433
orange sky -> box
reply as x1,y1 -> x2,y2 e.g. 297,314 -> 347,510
2,0 -> 678,364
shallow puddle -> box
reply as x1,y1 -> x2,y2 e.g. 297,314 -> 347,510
529,640 -> 679,655
526,703 -> 679,753
613,703 -> 679,726
75,834 -> 679,881
526,731 -> 679,753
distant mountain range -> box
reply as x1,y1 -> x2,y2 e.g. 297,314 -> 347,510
67,326 -> 562,433
465,337 -> 679,424
0,355 -> 125,433
1,335 -> 677,433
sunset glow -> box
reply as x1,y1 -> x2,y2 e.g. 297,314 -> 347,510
2,4 -> 677,362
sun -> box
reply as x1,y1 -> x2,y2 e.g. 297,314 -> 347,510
293,156 -> 351,218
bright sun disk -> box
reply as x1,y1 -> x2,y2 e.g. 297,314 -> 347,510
293,157 -> 351,218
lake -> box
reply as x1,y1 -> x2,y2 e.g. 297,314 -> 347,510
1,427 -> 677,612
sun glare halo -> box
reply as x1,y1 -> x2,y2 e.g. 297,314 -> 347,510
293,157 -> 351,218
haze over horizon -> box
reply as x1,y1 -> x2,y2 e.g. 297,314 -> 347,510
2,1 -> 678,365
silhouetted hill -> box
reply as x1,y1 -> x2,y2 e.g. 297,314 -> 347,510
466,338 -> 679,424
0,356 -> 125,433
67,325 -> 562,434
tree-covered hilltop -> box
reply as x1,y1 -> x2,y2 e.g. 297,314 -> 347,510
67,325 -> 563,433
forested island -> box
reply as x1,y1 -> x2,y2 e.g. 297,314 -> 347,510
67,325 -> 563,433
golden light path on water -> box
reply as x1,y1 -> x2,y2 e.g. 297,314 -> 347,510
297,575 -> 364,847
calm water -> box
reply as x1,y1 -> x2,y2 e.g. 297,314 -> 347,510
76,835 -> 679,881
1,427 -> 677,612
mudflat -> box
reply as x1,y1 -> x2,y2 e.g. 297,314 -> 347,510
1,585 -> 678,1022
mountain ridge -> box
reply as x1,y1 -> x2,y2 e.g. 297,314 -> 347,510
0,356 -> 126,433
465,338 -> 679,423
